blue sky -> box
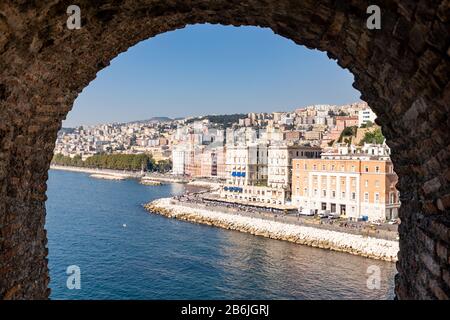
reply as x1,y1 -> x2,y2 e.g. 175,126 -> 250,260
65,24 -> 361,127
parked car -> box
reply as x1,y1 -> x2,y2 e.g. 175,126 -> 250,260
327,212 -> 340,219
318,209 -> 331,218
298,208 -> 314,216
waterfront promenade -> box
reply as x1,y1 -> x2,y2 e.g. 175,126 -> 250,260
176,194 -> 398,240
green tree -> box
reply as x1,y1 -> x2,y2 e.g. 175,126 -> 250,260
337,126 -> 357,143
360,120 -> 374,129
52,153 -> 155,171
155,159 -> 172,173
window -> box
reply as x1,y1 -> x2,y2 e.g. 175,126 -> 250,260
331,165 -> 335,171
304,164 -> 308,170
314,189 -> 318,196
332,190 -> 336,198
375,180 -> 380,188
322,164 -> 326,170
351,192 -> 356,200
364,192 -> 369,202
304,187 -> 308,195
351,165 -> 355,172
365,166 -> 369,172
322,190 -> 327,197
375,193 -> 380,203
341,165 -> 345,171
375,166 -> 380,173
313,164 -> 317,170
341,191 -> 345,199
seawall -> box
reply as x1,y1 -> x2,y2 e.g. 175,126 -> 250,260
145,198 -> 399,262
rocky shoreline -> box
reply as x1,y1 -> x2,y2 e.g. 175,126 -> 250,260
145,197 -> 399,262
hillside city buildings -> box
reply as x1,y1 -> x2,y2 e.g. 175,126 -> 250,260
54,101 -> 400,221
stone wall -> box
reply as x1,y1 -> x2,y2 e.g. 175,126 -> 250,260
146,198 -> 400,262
0,0 -> 449,299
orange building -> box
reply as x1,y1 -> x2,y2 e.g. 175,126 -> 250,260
335,116 -> 358,130
292,155 -> 400,221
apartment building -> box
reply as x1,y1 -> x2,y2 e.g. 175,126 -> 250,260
223,143 -> 269,187
172,145 -> 187,175
267,144 -> 321,203
291,146 -> 400,221
215,146 -> 227,179
358,108 -> 377,126
200,149 -> 218,177
221,143 -> 321,205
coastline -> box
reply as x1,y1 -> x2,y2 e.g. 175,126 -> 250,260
145,197 -> 399,262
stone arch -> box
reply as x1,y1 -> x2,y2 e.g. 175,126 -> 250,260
0,1 -> 448,299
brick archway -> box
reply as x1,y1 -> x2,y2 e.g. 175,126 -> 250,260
0,1 -> 448,299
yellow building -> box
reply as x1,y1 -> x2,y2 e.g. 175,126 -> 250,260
292,152 -> 400,221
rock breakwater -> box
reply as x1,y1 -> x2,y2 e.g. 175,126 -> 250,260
144,198 -> 399,262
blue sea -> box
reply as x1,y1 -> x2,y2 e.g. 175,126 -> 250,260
45,170 -> 396,299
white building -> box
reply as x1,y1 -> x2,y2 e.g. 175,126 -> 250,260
358,108 -> 377,126
221,142 -> 321,206
224,143 -> 268,187
267,144 -> 322,203
172,145 -> 187,175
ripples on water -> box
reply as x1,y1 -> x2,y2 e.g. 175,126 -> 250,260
45,170 -> 396,300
